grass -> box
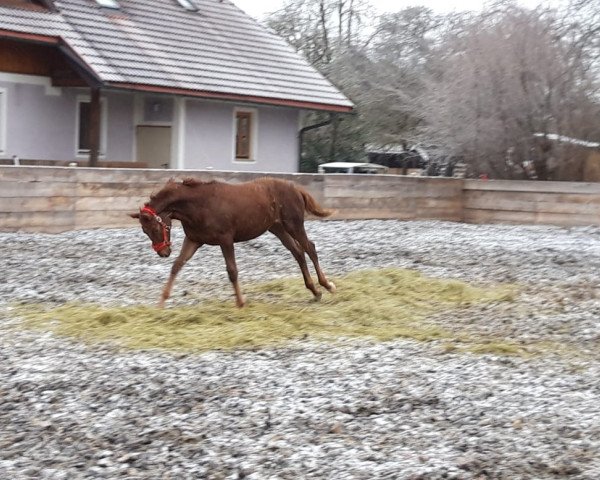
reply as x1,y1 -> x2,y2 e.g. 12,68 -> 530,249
14,268 -> 520,353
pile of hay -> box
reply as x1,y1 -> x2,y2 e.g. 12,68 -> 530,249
17,269 -> 516,352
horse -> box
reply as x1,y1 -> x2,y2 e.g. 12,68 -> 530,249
129,177 -> 336,308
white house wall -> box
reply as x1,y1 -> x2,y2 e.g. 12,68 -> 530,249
183,100 -> 299,172
0,75 -> 76,161
0,74 -> 135,162
1,74 -> 300,172
104,92 -> 135,162
257,107 -> 301,173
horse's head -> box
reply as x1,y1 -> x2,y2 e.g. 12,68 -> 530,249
129,205 -> 172,257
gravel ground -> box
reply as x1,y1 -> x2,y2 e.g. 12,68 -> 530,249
1,220 -> 599,479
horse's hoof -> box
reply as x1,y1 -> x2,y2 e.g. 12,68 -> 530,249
327,281 -> 336,294
236,296 -> 247,308
313,290 -> 323,302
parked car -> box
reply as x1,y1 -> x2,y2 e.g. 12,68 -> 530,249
318,162 -> 388,174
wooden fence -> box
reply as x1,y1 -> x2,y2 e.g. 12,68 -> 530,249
1,165 -> 599,232
463,179 -> 600,226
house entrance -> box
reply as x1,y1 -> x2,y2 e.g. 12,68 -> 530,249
136,126 -> 172,168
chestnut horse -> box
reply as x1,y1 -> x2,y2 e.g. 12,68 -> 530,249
130,177 -> 336,307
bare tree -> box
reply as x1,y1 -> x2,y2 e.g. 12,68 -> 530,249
267,0 -> 371,67
368,7 -> 441,68
266,0 -> 600,177
420,3 -> 600,180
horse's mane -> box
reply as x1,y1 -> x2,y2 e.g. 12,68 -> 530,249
149,177 -> 219,204
149,178 -> 178,204
181,177 -> 218,187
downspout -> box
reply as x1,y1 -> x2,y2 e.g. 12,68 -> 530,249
298,113 -> 334,172
329,113 -> 339,163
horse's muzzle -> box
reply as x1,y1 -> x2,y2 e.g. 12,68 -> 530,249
157,247 -> 172,258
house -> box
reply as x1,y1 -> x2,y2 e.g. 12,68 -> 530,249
0,0 -> 353,171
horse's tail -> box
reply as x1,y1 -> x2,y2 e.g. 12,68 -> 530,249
298,187 -> 334,218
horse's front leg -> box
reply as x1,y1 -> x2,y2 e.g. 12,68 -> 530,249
159,237 -> 201,308
220,242 -> 245,308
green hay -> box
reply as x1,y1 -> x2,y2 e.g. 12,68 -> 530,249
15,268 -> 516,353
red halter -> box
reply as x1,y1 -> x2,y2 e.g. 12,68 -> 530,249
140,205 -> 171,252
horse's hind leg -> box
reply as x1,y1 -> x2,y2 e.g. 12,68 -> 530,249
220,242 -> 246,308
160,237 -> 201,308
269,224 -> 322,300
283,222 -> 336,294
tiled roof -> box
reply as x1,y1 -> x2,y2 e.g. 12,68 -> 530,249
0,5 -> 74,38
0,0 -> 353,111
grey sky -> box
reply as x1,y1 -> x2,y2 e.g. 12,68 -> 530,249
232,0 -> 567,19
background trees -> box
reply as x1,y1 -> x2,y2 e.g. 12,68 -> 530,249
419,2 -> 600,180
265,0 -> 600,179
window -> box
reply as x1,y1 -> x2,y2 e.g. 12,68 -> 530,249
235,110 -> 255,161
0,89 -> 6,155
176,0 -> 197,11
78,101 -> 91,152
95,0 -> 119,9
76,95 -> 107,156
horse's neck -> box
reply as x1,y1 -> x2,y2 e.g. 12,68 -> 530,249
149,189 -> 179,214
153,184 -> 210,223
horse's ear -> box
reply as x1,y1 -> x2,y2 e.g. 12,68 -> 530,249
128,212 -> 140,219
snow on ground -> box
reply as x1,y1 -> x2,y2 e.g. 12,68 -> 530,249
1,220 -> 599,479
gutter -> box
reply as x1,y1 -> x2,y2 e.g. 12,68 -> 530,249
108,82 -> 354,113
0,29 -> 58,44
298,114 -> 334,172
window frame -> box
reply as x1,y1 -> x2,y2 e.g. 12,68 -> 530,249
75,94 -> 108,158
233,108 -> 258,163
